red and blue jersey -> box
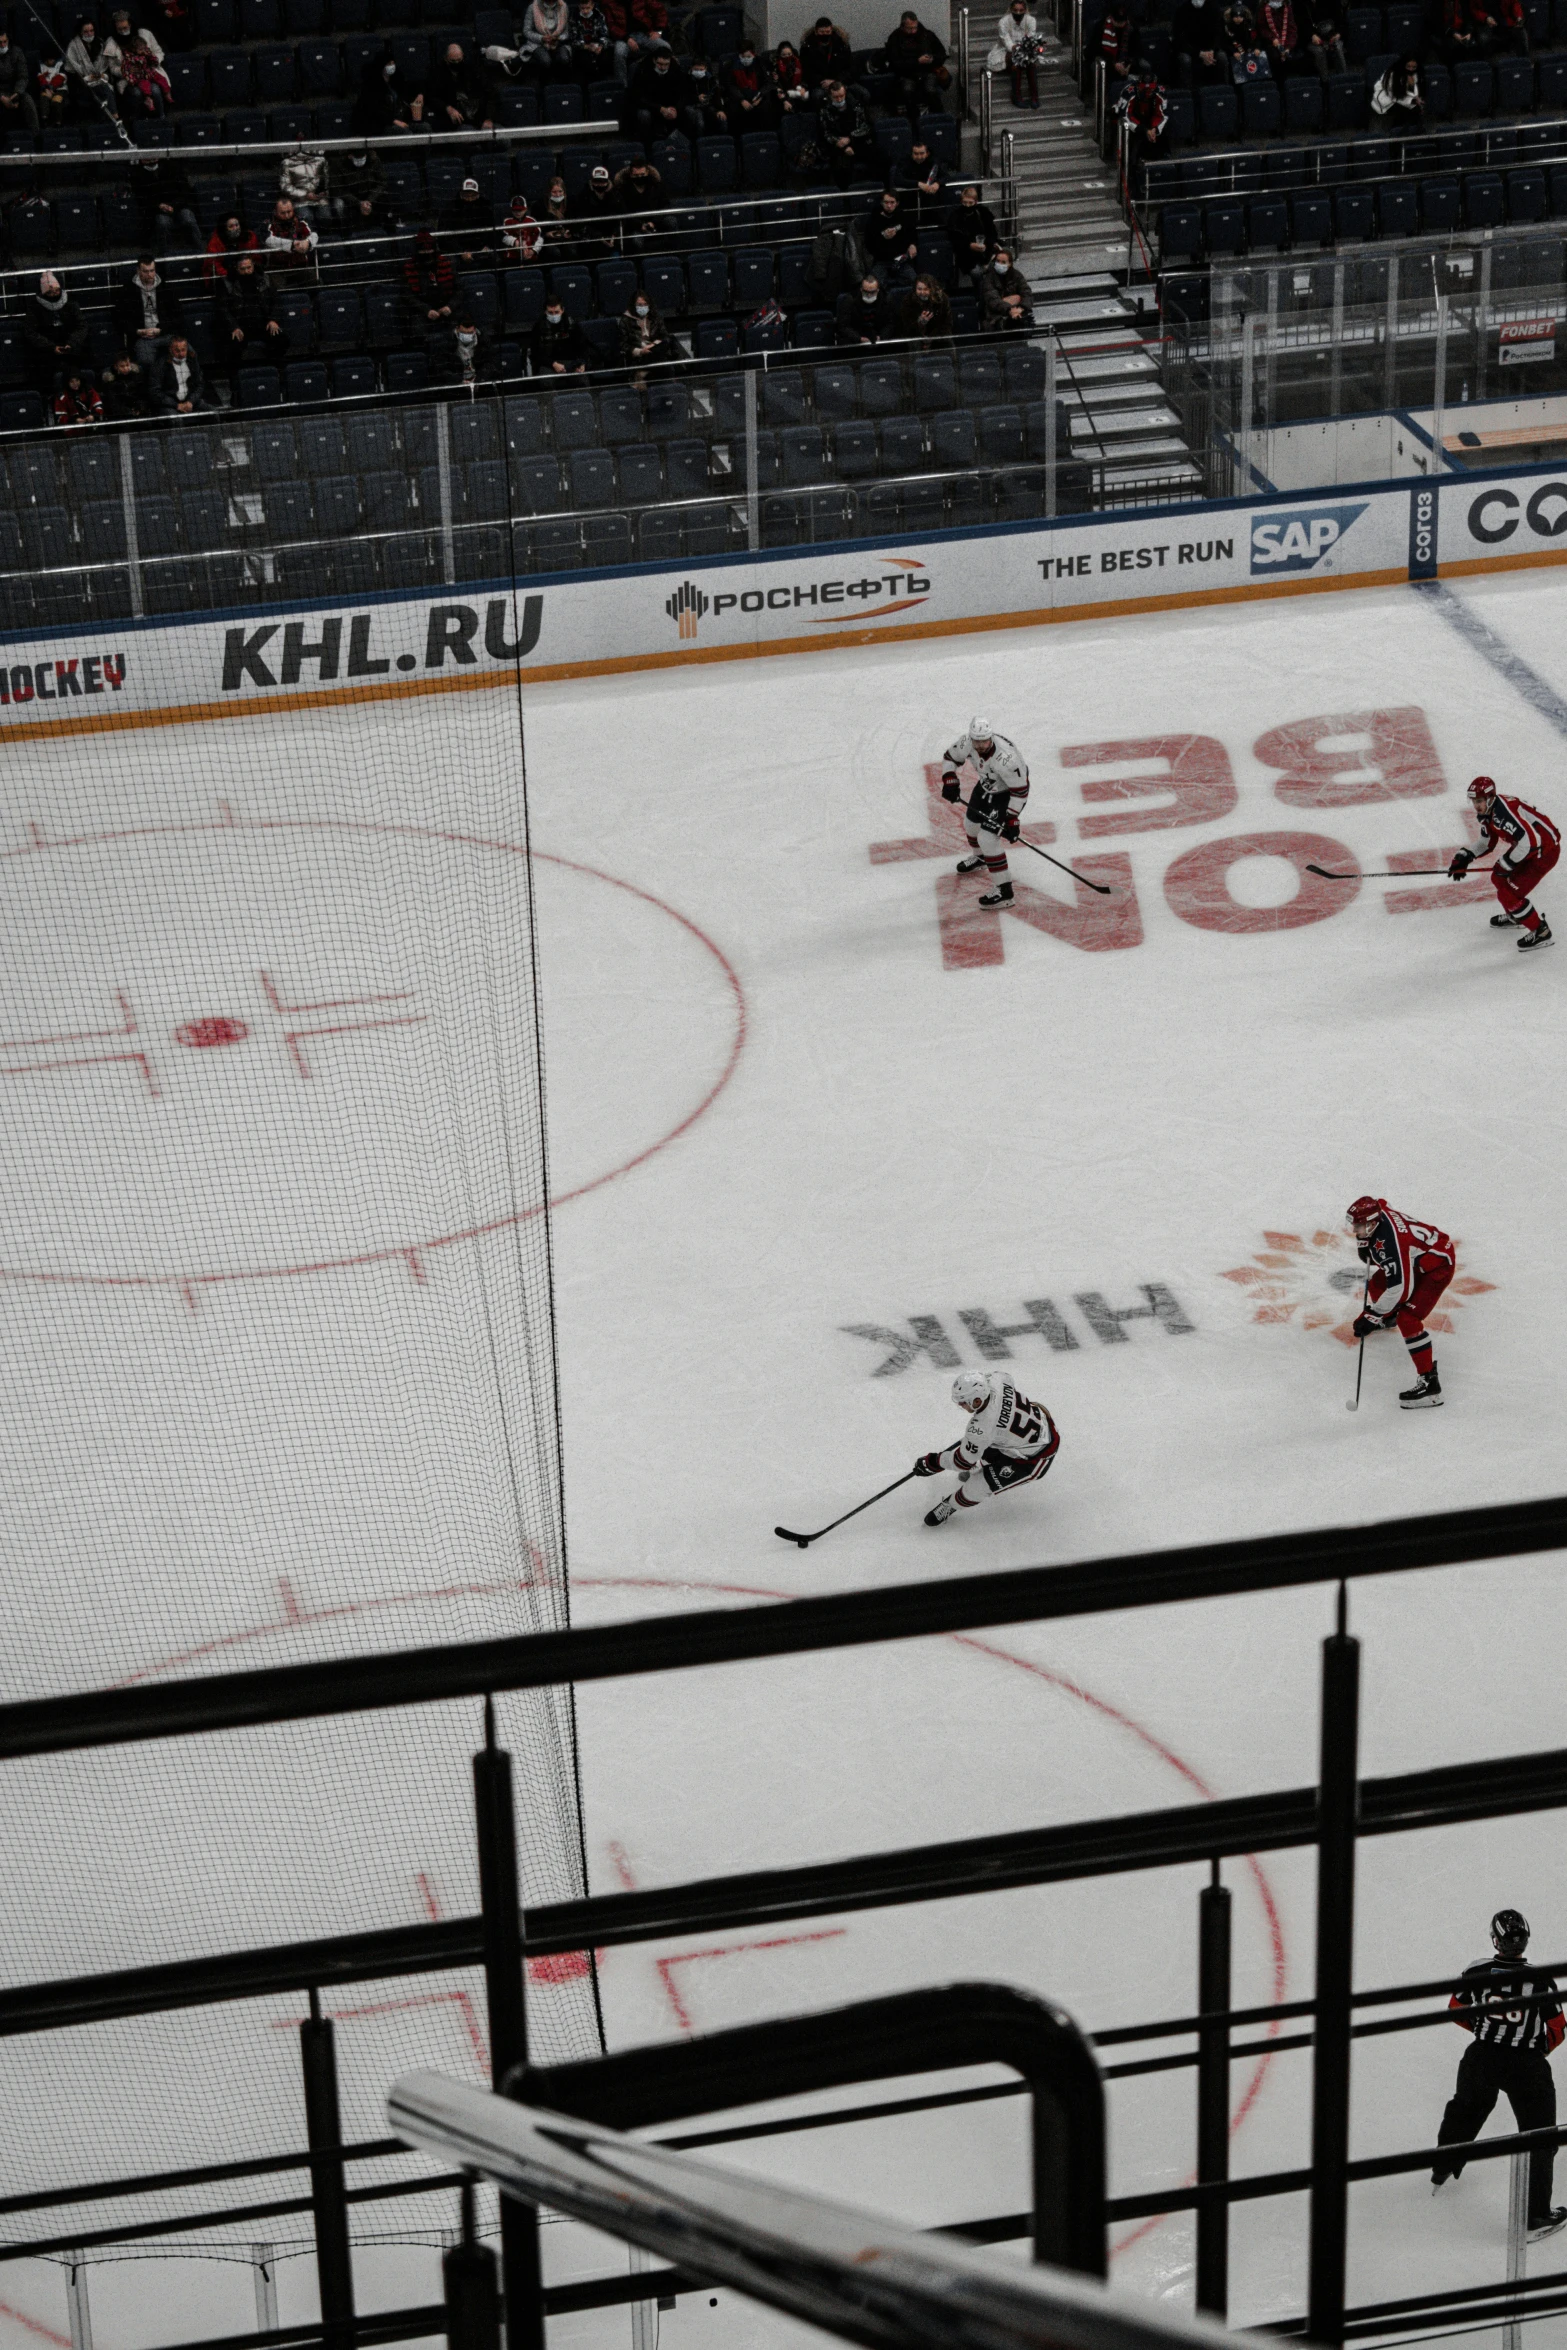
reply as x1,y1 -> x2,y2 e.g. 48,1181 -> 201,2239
1360,1204 -> 1454,1316
1480,792 -> 1560,871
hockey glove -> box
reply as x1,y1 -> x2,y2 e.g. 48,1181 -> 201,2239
1352,1311 -> 1389,1338
914,1452 -> 944,1476
1448,849 -> 1474,879
1001,812 -> 1020,843
940,772 -> 961,802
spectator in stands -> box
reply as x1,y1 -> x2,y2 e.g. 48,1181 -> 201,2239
1116,59 -> 1169,180
981,245 -> 1033,327
264,194 -> 319,270
772,40 -> 810,110
802,13 -> 853,87
988,1 -> 1042,107
501,192 -> 544,258
603,0 -> 668,81
441,176 -> 496,260
540,172 -> 575,247
891,137 -> 948,221
129,152 -> 199,250
64,18 -> 117,120
859,185 -> 919,281
533,294 -> 588,370
436,307 -> 492,384
573,0 -> 614,78
333,144 -> 386,223
35,45 -> 68,126
899,269 -> 951,344
612,152 -> 666,241
101,350 -> 153,417
152,331 -> 210,412
405,227 -> 455,333
103,10 -> 169,119
1172,0 -> 1229,86
945,179 -> 997,275
1494,0 -> 1529,47
428,39 -> 495,124
618,289 -> 673,378
1371,49 -> 1425,108
151,0 -> 193,48
629,45 -> 697,135
834,268 -> 897,341
884,8 -> 949,125
571,162 -> 620,250
816,75 -> 873,179
1222,2 -> 1270,75
280,148 -> 330,224
52,369 -> 102,427
724,37 -> 777,125
1302,0 -> 1348,76
353,56 -> 413,135
1451,0 -> 1504,49
520,0 -> 575,74
204,212 -> 258,280
1258,0 -> 1302,72
217,251 -> 284,383
1096,0 -> 1135,83
687,55 -> 731,129
23,272 -> 89,392
0,31 -> 40,132
114,253 -> 184,354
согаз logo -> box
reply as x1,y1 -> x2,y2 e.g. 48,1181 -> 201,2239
1250,503 -> 1369,576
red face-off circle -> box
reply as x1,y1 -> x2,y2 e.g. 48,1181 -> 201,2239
175,1017 -> 250,1050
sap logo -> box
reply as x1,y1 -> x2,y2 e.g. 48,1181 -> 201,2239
1250,505 -> 1368,576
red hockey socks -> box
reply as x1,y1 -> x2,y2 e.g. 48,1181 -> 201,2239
1405,1329 -> 1435,1379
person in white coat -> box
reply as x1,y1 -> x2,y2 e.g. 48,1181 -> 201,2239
987,0 -> 1041,105
940,720 -> 1032,906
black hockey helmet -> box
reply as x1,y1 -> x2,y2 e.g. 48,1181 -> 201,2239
1492,1909 -> 1531,1957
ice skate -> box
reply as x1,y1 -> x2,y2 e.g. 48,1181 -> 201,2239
924,1494 -> 960,1527
979,880 -> 1014,908
955,851 -> 986,874
1530,2208 -> 1567,2241
1399,1372 -> 1443,1409
1490,910 -> 1517,927
1518,920 -> 1553,953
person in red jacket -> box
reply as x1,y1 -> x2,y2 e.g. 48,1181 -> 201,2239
1433,1911 -> 1567,2240
1449,775 -> 1558,952
1347,1195 -> 1455,1408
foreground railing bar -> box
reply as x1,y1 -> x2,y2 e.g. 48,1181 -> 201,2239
1,1492 -> 1561,1760
0,2169 -> 465,2265
0,2138 -> 409,2221
138,2303 -> 448,2350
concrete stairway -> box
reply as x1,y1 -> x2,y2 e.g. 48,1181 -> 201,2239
998,31 -> 1130,281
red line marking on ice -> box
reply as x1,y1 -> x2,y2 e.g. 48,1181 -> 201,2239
259,971 -> 416,1019
282,1014 -> 428,1083
0,822 -> 747,1299
110,1573 -> 550,1684
655,1932 -> 849,2032
0,990 -> 137,1050
0,1049 -> 159,1098
0,2299 -> 71,2347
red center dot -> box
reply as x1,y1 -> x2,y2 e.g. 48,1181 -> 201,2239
175,1017 -> 250,1050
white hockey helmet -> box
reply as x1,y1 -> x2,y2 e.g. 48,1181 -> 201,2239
952,1370 -> 992,1413
969,717 -> 995,747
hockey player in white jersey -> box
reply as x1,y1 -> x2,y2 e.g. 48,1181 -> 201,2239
914,1370 -> 1061,1527
941,722 -> 1031,908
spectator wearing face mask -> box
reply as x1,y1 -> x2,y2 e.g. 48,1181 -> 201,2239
815,75 -> 873,181
534,296 -> 587,371
52,368 -> 102,427
501,194 -> 544,261
628,44 -> 697,137
858,185 -> 919,284
987,0 -> 1042,105
520,0 -> 574,75
64,18 -> 117,120
0,29 -> 40,130
1171,0 -> 1229,87
1116,61 -> 1170,185
353,53 -> 411,134
103,9 -> 169,117
333,146 -> 386,223
570,162 -> 619,254
437,310 -> 491,384
440,176 -> 495,261
264,195 -> 319,271
203,211 -> 258,281
980,246 -> 1033,327
890,137 -> 948,222
686,56 -> 730,129
618,290 -> 671,379
884,7 -> 950,126
100,350 -> 152,419
899,269 -> 951,346
723,38 -> 776,125
152,332 -> 210,412
404,226 -> 455,350
773,39 -> 811,108
611,154 -> 665,243
1370,51 -> 1424,111
218,251 -> 285,385
945,180 -> 997,277
428,37 -> 495,121
602,0 -> 669,80
801,14 -> 852,89
835,269 -> 897,342
279,147 -> 329,223
23,270 -> 89,391
573,0 -> 613,79
539,173 -> 575,249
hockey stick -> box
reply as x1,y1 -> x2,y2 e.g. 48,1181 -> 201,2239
1012,835 -> 1114,895
775,1469 -> 918,1548
1308,862 -> 1467,881
1347,1280 -> 1369,1413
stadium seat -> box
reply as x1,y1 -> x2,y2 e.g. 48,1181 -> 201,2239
928,409 -> 975,471
383,351 -> 428,393
1198,83 -> 1238,141
299,39 -> 341,91
1494,55 -> 1533,109
535,517 -> 582,566
880,413 -> 924,472
666,440 -> 711,497
1334,186 -> 1375,240
551,388 -> 598,448
761,368 -> 806,425
1204,199 -> 1245,255
1325,70 -> 1365,128
617,445 -> 664,504
1242,79 -> 1282,132
284,361 -> 328,403
686,250 -> 730,311
503,397 -> 547,456
236,365 -> 282,407
1247,194 -> 1288,248
696,136 -> 737,190
645,383 -> 690,437
1464,169 -> 1505,225
1284,76 -> 1324,132
694,319 -> 738,358
831,420 -> 879,479
637,510 -> 684,564
912,354 -> 955,411
1453,59 -> 1493,114
1346,7 -> 1382,58
1159,203 -> 1201,266
976,405 -> 1024,466
569,448 -> 616,509
778,425 -> 824,486
1377,178 -> 1419,234
732,247 -> 774,307
741,133 -> 780,186
251,45 -> 297,99
1420,173 -> 1462,229
1509,165 -> 1548,220
1290,190 -> 1332,242
1537,52 -> 1567,106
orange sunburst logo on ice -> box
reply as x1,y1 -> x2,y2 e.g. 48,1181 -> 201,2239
1220,1228 -> 1496,1347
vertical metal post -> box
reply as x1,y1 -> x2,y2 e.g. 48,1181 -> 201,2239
1476,241 -> 1492,404
1306,1583 -> 1361,2350
1236,312 -> 1254,494
435,399 -> 456,586
252,2245 -> 279,2337
1504,2149 -> 1529,2350
117,430 -> 143,621
1044,331 -> 1058,519
629,2243 -> 660,2350
1431,294 -> 1449,473
1196,1861 -> 1232,2320
1383,251 -> 1399,412
743,367 -> 759,553
300,1990 -> 355,2350
475,1699 -> 546,2350
956,5 -> 970,119
445,2182 -> 503,2350
1328,259 -> 1344,445
980,70 -> 992,173
64,2255 -> 93,2350
1264,266 -> 1279,484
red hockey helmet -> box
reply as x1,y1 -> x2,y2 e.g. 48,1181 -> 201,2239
1347,1195 -> 1384,1235
1468,774 -> 1498,813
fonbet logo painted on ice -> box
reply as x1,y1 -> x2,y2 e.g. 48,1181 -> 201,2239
1220,1227 -> 1494,1346
661,558 -> 932,640
1250,504 -> 1369,577
842,1286 -> 1196,1375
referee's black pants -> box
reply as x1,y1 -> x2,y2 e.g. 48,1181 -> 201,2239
1434,2042 -> 1556,2222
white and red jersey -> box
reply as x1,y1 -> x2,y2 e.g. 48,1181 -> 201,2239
942,729 -> 1031,829
940,1379 -> 1059,1477
1479,792 -> 1560,871
1360,1204 -> 1454,1317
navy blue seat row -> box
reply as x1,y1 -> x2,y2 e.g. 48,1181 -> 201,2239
1159,160 -> 1567,258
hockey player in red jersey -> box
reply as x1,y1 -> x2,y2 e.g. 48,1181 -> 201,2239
913,1369 -> 1060,1526
1449,775 -> 1559,952
1348,1195 -> 1455,1409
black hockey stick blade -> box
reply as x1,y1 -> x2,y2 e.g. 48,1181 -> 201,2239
774,1470 -> 919,1548
1307,863 -> 1455,882
1015,836 -> 1114,894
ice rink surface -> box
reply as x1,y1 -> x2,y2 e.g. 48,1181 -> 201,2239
4,565 -> 1567,2347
